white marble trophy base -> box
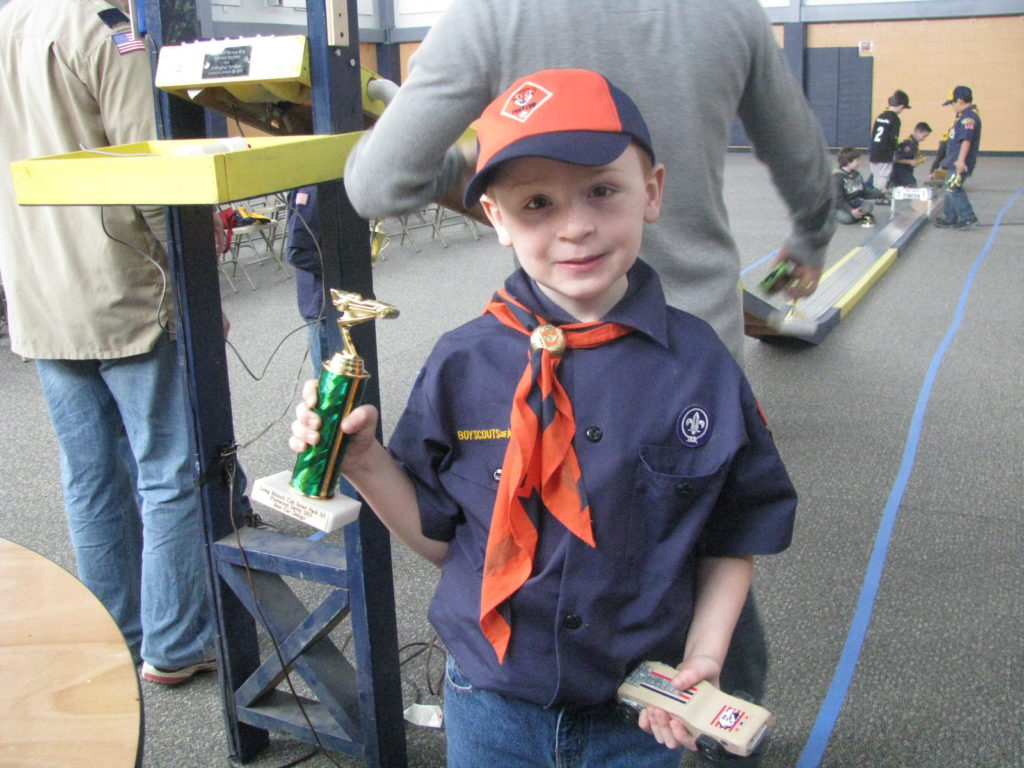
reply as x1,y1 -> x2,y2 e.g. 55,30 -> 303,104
251,471 -> 361,533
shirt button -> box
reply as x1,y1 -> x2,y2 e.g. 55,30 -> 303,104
584,426 -> 603,442
675,482 -> 693,498
562,614 -> 583,630
493,468 -> 503,482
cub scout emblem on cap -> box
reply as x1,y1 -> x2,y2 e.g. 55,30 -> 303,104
677,406 -> 711,448
501,83 -> 553,123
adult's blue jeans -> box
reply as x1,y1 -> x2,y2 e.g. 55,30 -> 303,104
443,654 -> 682,768
719,592 -> 767,705
306,309 -> 343,375
36,332 -> 212,669
306,318 -> 331,377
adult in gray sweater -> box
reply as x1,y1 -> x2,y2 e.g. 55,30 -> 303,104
345,0 -> 834,366
344,1 -> 834,763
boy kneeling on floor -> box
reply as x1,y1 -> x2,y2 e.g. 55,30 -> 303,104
834,146 -> 887,228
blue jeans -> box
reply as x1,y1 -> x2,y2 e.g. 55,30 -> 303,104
306,307 -> 343,376
306,318 -> 331,376
942,171 -> 976,224
696,592 -> 766,766
444,655 -> 682,768
36,333 -> 213,669
719,592 -> 767,705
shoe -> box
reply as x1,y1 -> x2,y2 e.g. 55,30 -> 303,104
860,215 -> 875,228
954,217 -> 978,229
933,217 -> 957,228
141,658 -> 216,685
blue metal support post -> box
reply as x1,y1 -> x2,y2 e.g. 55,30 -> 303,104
146,0 -> 407,763
145,0 -> 268,761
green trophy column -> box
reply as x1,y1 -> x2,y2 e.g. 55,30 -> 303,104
290,353 -> 368,499
289,290 -> 399,500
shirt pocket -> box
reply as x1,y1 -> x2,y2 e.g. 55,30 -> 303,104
445,437 -> 507,492
625,444 -> 730,575
442,437 -> 509,575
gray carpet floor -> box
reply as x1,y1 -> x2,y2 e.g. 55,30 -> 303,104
1,154 -> 1021,768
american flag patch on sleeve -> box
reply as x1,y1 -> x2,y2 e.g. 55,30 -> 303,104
112,31 -> 145,55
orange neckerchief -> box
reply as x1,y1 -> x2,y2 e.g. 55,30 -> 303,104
480,289 -> 633,663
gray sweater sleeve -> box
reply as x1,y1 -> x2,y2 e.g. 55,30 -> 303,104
343,0 -> 498,217
736,17 -> 835,269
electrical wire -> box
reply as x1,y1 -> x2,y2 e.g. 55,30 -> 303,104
269,748 -> 320,768
228,328 -> 314,453
221,193 -> 325,452
152,181 -> 344,764
171,184 -> 437,764
225,321 -> 313,382
99,205 -> 170,333
77,144 -> 160,157
114,26 -> 421,768
233,109 -> 246,142
399,635 -> 446,698
280,188 -> 331,343
104,28 -> 335,767
214,193 -> 361,764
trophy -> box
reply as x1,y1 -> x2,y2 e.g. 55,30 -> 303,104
252,290 -> 399,532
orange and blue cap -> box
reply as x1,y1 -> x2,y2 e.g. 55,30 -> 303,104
464,69 -> 654,208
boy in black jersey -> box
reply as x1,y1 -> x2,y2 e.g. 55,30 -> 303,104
868,89 -> 910,192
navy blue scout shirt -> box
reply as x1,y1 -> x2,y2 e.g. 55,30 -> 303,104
891,136 -> 920,188
387,260 -> 796,708
285,186 -> 323,322
942,105 -> 981,174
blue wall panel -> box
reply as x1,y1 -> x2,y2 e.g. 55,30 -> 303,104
837,48 -> 873,147
805,46 -> 873,147
806,47 -> 840,145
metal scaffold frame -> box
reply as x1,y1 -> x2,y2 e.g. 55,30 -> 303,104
145,0 -> 407,763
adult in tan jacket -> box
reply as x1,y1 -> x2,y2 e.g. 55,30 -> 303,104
0,0 -> 215,685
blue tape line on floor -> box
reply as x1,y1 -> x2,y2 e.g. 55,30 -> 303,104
741,249 -> 779,276
796,188 -> 1023,767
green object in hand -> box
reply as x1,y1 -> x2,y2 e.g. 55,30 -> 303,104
288,290 -> 400,500
759,260 -> 795,294
290,361 -> 368,499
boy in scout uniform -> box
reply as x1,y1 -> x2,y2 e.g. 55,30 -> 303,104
891,122 -> 932,188
291,69 -> 796,767
934,86 -> 982,229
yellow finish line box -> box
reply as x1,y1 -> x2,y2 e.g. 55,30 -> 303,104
11,134 -> 362,206
156,34 -> 311,105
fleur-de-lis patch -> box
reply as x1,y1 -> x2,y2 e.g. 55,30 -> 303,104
677,405 -> 711,448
